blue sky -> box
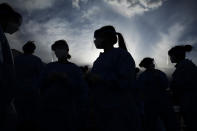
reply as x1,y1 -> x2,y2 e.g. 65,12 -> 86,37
2,0 -> 197,72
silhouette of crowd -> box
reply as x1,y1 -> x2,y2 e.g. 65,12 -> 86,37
0,3 -> 197,131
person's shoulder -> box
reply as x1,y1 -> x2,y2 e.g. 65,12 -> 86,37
114,47 -> 128,53
183,59 -> 196,66
154,69 -> 168,78
155,69 -> 164,74
138,71 -> 148,80
115,48 -> 135,64
178,59 -> 196,69
30,55 -> 42,61
67,62 -> 81,70
113,48 -> 132,57
47,61 -> 58,65
14,54 -> 26,61
14,54 -> 23,59
154,69 -> 164,73
45,62 -> 58,68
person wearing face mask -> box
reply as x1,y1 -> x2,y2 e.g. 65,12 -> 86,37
38,40 -> 88,131
88,25 -> 141,131
0,3 -> 22,130
138,57 -> 179,131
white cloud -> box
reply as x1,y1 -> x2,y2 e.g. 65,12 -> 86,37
8,17 -> 100,65
139,0 -> 163,9
72,0 -> 80,9
81,6 -> 100,20
72,0 -> 88,9
103,0 -> 166,17
151,23 -> 185,68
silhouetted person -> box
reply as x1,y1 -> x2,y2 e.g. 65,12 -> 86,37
14,41 -> 44,131
38,40 -> 88,131
168,45 -> 197,131
0,3 -> 22,130
133,67 -> 146,129
138,57 -> 179,131
89,25 -> 141,131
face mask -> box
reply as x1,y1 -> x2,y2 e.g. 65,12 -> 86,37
5,22 -> 19,34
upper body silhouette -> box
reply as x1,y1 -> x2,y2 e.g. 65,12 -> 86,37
14,41 -> 44,87
0,3 -> 22,130
168,45 -> 197,131
138,57 -> 179,131
38,40 -> 88,131
14,41 -> 44,130
90,25 -> 141,131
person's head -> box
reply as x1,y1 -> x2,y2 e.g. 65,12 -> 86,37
168,45 -> 193,63
139,57 -> 155,69
94,25 -> 127,51
51,40 -> 71,60
0,3 -> 22,34
23,41 -> 36,54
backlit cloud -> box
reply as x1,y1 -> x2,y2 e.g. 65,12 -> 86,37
2,0 -> 197,71
103,0 -> 166,17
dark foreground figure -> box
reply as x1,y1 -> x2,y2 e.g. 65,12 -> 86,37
0,3 -> 22,131
138,57 -> 179,131
88,25 -> 141,131
168,45 -> 197,131
14,41 -> 44,131
38,40 -> 88,131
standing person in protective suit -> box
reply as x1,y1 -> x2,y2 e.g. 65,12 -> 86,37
14,41 -> 44,131
88,25 -> 141,131
168,45 -> 197,131
38,40 -> 88,131
138,57 -> 179,131
0,3 -> 22,130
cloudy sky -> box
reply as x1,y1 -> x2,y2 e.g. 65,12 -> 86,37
1,0 -> 197,72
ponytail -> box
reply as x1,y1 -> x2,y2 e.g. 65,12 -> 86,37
116,32 -> 128,51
